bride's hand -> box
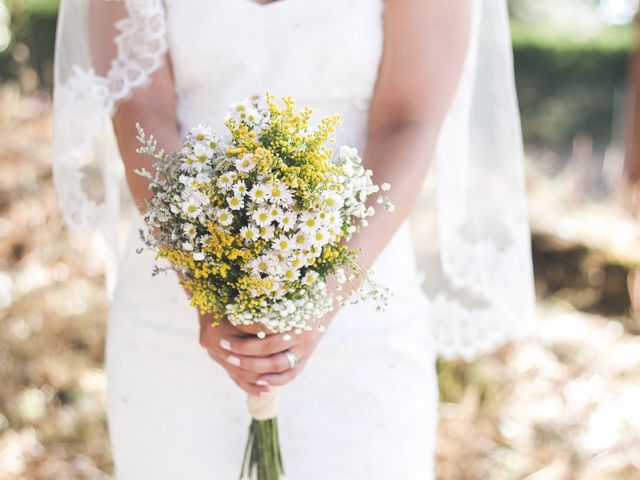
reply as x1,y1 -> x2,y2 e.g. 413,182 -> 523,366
199,311 -> 333,396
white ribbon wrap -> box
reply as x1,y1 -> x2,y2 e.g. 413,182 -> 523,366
247,389 -> 279,421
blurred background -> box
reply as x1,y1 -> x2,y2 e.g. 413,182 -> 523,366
1,0 -> 640,478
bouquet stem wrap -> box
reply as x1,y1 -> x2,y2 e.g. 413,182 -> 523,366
240,390 -> 284,480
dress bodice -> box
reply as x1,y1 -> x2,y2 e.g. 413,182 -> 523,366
164,0 -> 384,147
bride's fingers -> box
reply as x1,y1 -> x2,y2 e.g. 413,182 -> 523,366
220,332 -> 295,357
233,378 -> 270,396
206,350 -> 272,388
199,322 -> 251,352
206,346 -> 286,377
220,348 -> 303,375
256,359 -> 306,387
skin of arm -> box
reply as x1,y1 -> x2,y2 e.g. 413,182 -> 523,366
89,1 -> 180,209
112,63 -> 180,209
354,0 -> 472,268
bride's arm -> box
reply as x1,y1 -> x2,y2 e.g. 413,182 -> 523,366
88,2 -> 180,210
111,61 -> 180,210
353,0 -> 472,267
224,0 -> 473,389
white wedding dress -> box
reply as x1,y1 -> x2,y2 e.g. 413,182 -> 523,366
106,1 -> 438,479
52,0 -> 536,478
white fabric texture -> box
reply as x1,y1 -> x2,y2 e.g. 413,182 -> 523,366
52,0 -> 535,362
52,0 -> 535,478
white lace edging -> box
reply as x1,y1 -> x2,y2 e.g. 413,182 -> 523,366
426,293 -> 532,362
53,0 -> 167,233
414,223 -> 535,362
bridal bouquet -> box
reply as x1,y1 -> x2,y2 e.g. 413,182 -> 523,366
136,93 -> 393,480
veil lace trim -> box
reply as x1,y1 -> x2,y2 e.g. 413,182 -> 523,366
425,218 -> 534,361
53,0 -> 167,232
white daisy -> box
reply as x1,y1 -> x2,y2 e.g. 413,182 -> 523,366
302,270 -> 320,286
268,181 -> 292,205
228,100 -> 261,123
272,235 -> 292,252
299,212 -> 321,233
282,268 -> 300,282
251,255 -> 274,275
326,226 -> 339,239
193,252 -> 205,261
323,191 -> 344,210
181,199 -> 202,219
266,254 -> 288,275
278,211 -> 297,231
304,252 -> 318,266
288,253 -> 305,270
249,183 -> 270,204
268,206 -> 283,222
216,173 -> 234,190
235,154 -> 257,173
291,232 -> 311,250
183,224 -> 197,239
316,210 -> 331,224
192,151 -> 212,172
227,195 -> 244,210
228,99 -> 249,115
244,106 -> 260,123
240,225 -> 260,242
191,123 -> 213,141
328,212 -> 342,228
181,156 -> 198,172
216,208 -> 233,227
310,228 -> 331,247
258,225 -> 275,240
252,207 -> 272,227
233,181 -> 248,197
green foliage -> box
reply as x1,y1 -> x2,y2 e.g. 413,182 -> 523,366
8,0 -> 59,15
0,0 -> 58,88
511,24 -> 633,151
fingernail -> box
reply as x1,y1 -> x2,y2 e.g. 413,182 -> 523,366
219,339 -> 231,350
256,379 -> 269,386
259,390 -> 271,397
227,355 -> 241,367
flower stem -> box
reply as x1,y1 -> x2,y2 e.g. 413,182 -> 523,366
239,418 -> 284,480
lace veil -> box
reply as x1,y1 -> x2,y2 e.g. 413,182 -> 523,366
52,0 -> 535,361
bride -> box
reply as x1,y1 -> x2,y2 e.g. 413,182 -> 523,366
52,0 -> 535,478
